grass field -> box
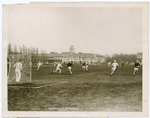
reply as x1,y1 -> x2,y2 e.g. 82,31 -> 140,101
8,64 -> 142,111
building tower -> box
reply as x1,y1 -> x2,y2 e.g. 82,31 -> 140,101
69,45 -> 75,53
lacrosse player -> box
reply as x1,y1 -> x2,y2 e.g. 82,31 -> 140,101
121,61 -> 124,69
82,62 -> 86,71
37,60 -> 42,71
51,61 -> 63,74
66,61 -> 73,75
110,60 -> 119,76
85,62 -> 89,71
13,59 -> 22,82
133,59 -> 140,76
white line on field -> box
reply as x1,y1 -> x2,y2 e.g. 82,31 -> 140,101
48,107 -> 78,110
8,81 -> 68,89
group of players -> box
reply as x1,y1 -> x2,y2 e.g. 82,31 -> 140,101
37,60 -> 89,75
12,58 -> 141,83
37,59 -> 141,76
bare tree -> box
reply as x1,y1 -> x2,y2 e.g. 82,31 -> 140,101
36,48 -> 38,54
19,46 -> 22,54
8,42 -> 12,55
14,44 -> 17,53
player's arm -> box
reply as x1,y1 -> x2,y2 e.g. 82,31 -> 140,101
117,63 -> 119,68
137,63 -> 140,68
61,64 -> 63,69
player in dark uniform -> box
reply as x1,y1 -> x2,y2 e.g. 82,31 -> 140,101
82,62 -> 86,71
66,61 -> 73,75
121,61 -> 124,69
133,59 -> 140,76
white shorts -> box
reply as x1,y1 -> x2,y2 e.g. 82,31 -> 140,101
68,67 -> 71,70
82,66 -> 85,69
134,67 -> 139,71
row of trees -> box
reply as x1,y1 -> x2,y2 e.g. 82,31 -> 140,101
8,42 -> 47,55
7,43 -> 47,64
105,53 -> 140,63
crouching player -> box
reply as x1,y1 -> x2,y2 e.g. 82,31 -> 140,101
13,59 -> 22,82
133,59 -> 140,76
51,61 -> 63,74
110,60 -> 119,76
37,60 -> 42,71
66,61 -> 73,75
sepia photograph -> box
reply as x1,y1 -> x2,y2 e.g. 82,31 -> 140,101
2,2 -> 149,117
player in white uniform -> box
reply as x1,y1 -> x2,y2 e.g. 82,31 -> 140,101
110,60 -> 119,76
37,60 -> 42,71
51,61 -> 63,74
85,62 -> 89,71
13,59 -> 22,82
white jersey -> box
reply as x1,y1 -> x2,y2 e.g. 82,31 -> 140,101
13,62 -> 22,71
56,63 -> 62,69
112,62 -> 119,69
37,62 -> 42,67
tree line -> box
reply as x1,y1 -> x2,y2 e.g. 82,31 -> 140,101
7,42 -> 47,64
105,53 -> 141,63
7,42 -> 47,55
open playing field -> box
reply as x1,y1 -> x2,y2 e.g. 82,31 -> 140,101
8,64 -> 142,111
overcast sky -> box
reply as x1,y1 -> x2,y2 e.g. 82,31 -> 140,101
7,7 -> 142,55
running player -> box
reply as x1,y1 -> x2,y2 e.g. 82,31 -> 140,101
121,61 -> 124,69
13,59 -> 22,82
133,59 -> 140,76
110,60 -> 119,76
66,61 -> 73,75
51,61 -> 63,74
85,62 -> 89,71
37,60 -> 42,71
82,62 -> 86,71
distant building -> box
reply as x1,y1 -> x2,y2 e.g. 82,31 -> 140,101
69,45 -> 75,53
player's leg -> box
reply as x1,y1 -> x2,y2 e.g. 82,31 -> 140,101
86,66 -> 88,71
133,68 -> 136,76
52,68 -> 58,74
66,68 -> 69,72
82,66 -> 85,71
18,70 -> 21,82
37,66 -> 39,71
133,68 -> 138,76
58,68 -> 61,74
68,67 -> 72,75
15,70 -> 19,82
110,68 -> 115,76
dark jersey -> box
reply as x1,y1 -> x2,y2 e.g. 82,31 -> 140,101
67,63 -> 73,67
82,63 -> 86,66
134,63 -> 140,68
